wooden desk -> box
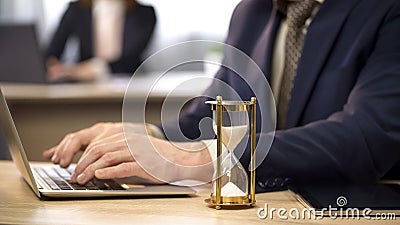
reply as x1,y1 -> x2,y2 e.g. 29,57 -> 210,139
0,72 -> 212,161
0,161 -> 395,225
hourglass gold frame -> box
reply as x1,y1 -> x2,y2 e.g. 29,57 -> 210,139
206,96 -> 256,209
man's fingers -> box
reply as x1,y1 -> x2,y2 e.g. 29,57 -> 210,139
73,137 -> 128,179
90,123 -> 123,141
94,162 -> 162,184
94,162 -> 137,179
42,148 -> 55,159
72,143 -> 110,181
46,124 -> 105,167
44,123 -> 124,166
79,133 -> 124,160
74,150 -> 133,184
57,133 -> 86,167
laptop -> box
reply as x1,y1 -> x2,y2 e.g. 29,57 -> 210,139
0,88 -> 196,198
0,24 -> 47,83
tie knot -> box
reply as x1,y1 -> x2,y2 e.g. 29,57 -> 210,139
274,0 -> 318,27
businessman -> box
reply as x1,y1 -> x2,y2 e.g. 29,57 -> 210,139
44,0 -> 400,192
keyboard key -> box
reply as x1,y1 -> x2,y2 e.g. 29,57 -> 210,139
103,179 -> 125,190
43,167 -> 73,190
35,166 -> 123,191
69,183 -> 87,190
53,168 -> 91,190
54,167 -> 72,180
84,181 -> 99,190
92,178 -> 110,190
66,167 -> 75,175
36,182 -> 43,189
53,180 -> 72,190
34,168 -> 60,190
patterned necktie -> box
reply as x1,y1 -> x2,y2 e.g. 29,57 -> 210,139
275,0 -> 318,130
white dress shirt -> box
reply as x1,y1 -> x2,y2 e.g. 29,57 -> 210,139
81,0 -> 125,80
93,0 -> 125,61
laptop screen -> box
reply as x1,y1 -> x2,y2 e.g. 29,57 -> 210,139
0,24 -> 47,83
0,88 -> 40,196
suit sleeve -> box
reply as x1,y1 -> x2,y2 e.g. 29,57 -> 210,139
46,3 -> 76,59
109,6 -> 157,73
158,0 -> 268,141
161,0 -> 400,193
248,2 -> 400,192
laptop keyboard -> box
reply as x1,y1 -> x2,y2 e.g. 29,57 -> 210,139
34,167 -> 124,191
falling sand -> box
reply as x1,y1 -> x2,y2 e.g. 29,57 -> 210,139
220,181 -> 246,197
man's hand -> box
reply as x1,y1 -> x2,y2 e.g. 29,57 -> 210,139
71,132 -> 164,184
43,122 -> 212,185
43,123 -> 128,168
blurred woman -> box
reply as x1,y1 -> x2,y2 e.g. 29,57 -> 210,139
46,0 -> 156,82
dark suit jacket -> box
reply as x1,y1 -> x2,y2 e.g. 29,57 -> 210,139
160,0 -> 400,192
46,1 -> 156,74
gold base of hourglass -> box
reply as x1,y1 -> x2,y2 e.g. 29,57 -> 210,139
205,195 -> 256,209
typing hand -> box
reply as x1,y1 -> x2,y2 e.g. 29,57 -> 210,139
69,132 -> 165,184
70,132 -> 212,185
43,122 -> 150,168
43,122 -> 212,185
43,122 -> 162,184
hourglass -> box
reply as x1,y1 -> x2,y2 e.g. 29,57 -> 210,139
205,96 -> 256,209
